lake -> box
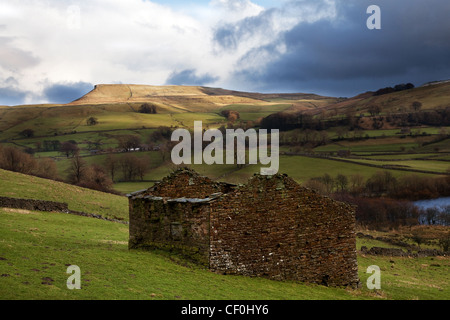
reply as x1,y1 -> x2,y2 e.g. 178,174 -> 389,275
414,197 -> 450,225
414,197 -> 450,211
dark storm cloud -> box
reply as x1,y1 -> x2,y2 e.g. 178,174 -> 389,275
0,86 -> 28,106
231,0 -> 450,96
165,69 -> 219,86
42,81 -> 93,104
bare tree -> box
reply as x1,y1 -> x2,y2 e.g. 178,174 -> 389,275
34,158 -> 60,180
66,153 -> 88,184
78,164 -> 114,192
20,128 -> 35,138
368,105 -> 381,116
412,101 -> 422,111
320,173 -> 335,194
0,145 -> 36,174
139,103 -> 157,114
86,117 -> 98,126
336,174 -> 348,192
104,154 -> 119,182
349,174 -> 365,194
120,154 -> 138,181
135,155 -> 150,180
117,135 -> 141,152
60,141 -> 79,158
118,153 -> 151,181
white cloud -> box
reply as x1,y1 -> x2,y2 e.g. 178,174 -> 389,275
0,0 -> 339,104
0,0 -> 218,103
210,0 -> 264,22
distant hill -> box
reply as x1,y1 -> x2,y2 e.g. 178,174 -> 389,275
0,84 -> 337,139
308,81 -> 450,117
0,82 -> 448,140
70,84 -> 330,104
421,79 -> 450,87
68,84 -> 334,113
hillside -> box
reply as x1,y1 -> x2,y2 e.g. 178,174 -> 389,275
3,81 -> 447,140
69,84 -> 333,107
0,84 -> 337,139
0,169 -> 128,220
310,81 -> 450,117
0,82 -> 449,196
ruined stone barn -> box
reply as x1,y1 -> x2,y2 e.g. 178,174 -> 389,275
127,168 -> 359,287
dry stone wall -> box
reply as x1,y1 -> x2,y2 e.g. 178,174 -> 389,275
0,196 -> 68,212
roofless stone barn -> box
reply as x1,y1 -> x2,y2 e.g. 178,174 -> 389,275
127,168 -> 359,287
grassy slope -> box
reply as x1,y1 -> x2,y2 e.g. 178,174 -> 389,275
0,208 -> 448,300
316,81 -> 450,116
0,169 -> 128,221
0,168 -> 448,300
344,159 -> 450,173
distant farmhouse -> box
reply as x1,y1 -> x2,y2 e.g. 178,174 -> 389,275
128,168 -> 359,287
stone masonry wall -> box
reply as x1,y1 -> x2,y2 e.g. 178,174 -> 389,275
128,169 -> 360,287
128,194 -> 212,266
209,174 -> 359,287
144,168 -> 233,199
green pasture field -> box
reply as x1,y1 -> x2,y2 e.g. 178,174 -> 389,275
315,141 -> 421,154
171,112 -> 226,128
111,151 -> 443,193
0,104 -> 228,140
74,113 -> 177,132
434,154 -> 450,161
217,103 -> 292,114
357,153 -> 442,160
207,155 -> 416,185
237,112 -> 273,122
0,208 -> 448,300
343,159 -> 450,174
113,181 -> 154,194
13,128 -> 157,153
418,138 -> 450,153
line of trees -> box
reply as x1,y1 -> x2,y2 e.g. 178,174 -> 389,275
303,170 -> 450,230
65,154 -> 115,193
0,144 -> 59,180
279,129 -> 330,149
0,143 -> 154,194
103,153 -> 151,182
373,83 -> 415,96
138,103 -> 157,114
304,170 -> 450,200
64,152 -> 152,193
260,106 -> 450,132
333,193 -> 422,231
220,110 -> 240,123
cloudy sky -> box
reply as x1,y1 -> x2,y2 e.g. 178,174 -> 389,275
1,0 -> 449,105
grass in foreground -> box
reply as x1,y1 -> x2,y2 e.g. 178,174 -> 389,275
0,209 -> 448,300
